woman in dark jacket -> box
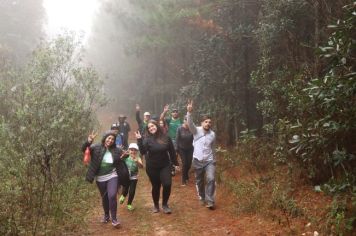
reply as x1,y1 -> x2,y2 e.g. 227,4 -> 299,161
176,116 -> 194,186
135,120 -> 179,214
82,130 -> 129,228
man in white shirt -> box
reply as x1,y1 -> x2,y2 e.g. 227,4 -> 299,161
186,100 -> 216,209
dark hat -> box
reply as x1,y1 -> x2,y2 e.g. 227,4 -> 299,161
171,108 -> 178,112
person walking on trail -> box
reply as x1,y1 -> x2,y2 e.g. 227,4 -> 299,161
160,104 -> 182,176
176,115 -> 194,186
135,104 -> 151,136
186,100 -> 216,210
119,143 -> 143,211
110,126 -> 123,149
82,130 -> 130,228
111,114 -> 131,150
159,104 -> 182,149
135,120 -> 179,214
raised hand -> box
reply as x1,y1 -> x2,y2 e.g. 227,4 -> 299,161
88,130 -> 98,143
187,100 -> 193,113
163,104 -> 169,113
136,104 -> 140,111
135,131 -> 142,139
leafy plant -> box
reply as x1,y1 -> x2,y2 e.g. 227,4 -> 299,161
0,34 -> 106,235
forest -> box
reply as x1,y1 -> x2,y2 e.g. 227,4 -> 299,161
0,0 -> 355,235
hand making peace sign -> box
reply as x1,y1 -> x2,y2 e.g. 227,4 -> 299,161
87,130 -> 98,143
187,100 -> 193,113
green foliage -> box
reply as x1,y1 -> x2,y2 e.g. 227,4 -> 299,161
287,3 -> 356,185
325,194 -> 356,236
0,34 -> 106,235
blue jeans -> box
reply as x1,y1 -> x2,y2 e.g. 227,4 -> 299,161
193,159 -> 216,204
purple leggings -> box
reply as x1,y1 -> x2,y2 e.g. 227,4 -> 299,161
96,177 -> 119,221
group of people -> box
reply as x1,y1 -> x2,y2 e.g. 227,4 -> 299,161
82,101 -> 216,228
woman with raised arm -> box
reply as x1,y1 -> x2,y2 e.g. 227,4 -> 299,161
135,120 -> 179,214
82,130 -> 129,228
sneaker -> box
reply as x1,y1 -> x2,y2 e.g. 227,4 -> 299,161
127,204 -> 135,211
199,199 -> 206,206
206,202 -> 215,210
112,219 -> 121,228
152,206 -> 160,213
162,205 -> 172,214
100,216 -> 110,223
119,195 -> 125,204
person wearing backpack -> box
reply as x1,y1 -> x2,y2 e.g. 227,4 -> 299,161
111,114 -> 131,149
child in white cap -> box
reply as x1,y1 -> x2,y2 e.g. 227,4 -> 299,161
119,143 -> 143,210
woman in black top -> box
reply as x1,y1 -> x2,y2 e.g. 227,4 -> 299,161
135,120 -> 179,214
176,116 -> 194,186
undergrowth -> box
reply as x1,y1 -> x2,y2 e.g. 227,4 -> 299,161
217,136 -> 355,235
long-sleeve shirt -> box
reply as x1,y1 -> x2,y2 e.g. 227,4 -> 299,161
186,112 -> 216,162
176,125 -> 193,150
137,135 -> 178,168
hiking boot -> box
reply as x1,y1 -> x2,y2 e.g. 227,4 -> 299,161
152,205 -> 160,213
119,195 -> 125,204
112,219 -> 121,228
100,215 -> 110,223
127,204 -> 135,211
162,205 -> 172,214
206,202 -> 215,210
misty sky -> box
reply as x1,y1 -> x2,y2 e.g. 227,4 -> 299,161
43,0 -> 99,42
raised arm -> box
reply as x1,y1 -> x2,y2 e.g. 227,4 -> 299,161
135,104 -> 142,126
135,131 -> 147,155
81,131 -> 97,152
159,104 -> 169,121
186,100 -> 197,135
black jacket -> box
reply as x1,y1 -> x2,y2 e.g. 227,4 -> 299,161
82,141 -> 129,187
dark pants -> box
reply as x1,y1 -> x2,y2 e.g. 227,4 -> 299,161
122,179 -> 138,205
96,177 -> 119,221
146,165 -> 172,207
178,148 -> 193,184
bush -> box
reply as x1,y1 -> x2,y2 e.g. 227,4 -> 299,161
0,34 -> 106,235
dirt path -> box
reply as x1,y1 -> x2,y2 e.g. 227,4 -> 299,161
81,166 -> 287,236
81,115 -> 287,235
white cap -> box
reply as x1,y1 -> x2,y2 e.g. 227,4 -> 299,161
143,111 -> 151,116
128,143 -> 139,150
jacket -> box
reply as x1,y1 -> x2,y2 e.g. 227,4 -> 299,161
82,141 -> 130,187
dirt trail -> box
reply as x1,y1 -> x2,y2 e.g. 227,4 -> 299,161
81,167 -> 287,236
81,115 -> 287,235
